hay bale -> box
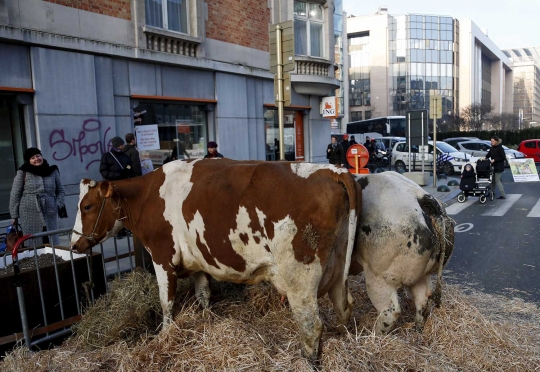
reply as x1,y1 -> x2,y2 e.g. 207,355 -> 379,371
2,272 -> 539,371
72,269 -> 162,348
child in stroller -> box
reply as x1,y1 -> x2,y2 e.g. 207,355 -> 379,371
457,159 -> 494,204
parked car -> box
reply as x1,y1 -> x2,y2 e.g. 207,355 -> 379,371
374,137 -> 406,152
517,139 -> 540,162
455,140 -> 526,166
391,141 -> 479,175
443,137 -> 480,148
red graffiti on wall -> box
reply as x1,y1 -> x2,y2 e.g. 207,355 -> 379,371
49,118 -> 113,170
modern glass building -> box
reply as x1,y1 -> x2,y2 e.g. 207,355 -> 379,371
502,47 -> 540,127
388,14 -> 458,120
345,9 -> 512,129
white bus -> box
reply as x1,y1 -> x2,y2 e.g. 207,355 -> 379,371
346,116 -> 406,144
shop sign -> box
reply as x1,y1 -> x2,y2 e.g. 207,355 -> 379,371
321,97 -> 338,118
295,111 -> 304,160
330,119 -> 339,129
135,124 -> 160,151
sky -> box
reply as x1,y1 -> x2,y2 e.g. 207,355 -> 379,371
342,0 -> 540,50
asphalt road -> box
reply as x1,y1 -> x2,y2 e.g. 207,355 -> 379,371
445,169 -> 540,304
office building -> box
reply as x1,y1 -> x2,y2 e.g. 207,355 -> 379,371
502,47 -> 540,127
344,8 -> 512,128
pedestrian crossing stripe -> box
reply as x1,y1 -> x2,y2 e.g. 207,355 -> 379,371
527,199 -> 540,218
446,194 -> 535,217
481,194 -> 522,216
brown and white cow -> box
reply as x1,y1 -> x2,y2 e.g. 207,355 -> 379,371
349,172 -> 454,333
70,159 -> 361,362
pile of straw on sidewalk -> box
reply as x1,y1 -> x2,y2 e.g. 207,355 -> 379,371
2,270 -> 539,371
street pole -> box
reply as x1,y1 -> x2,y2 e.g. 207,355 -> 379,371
433,96 -> 437,188
276,25 -> 285,161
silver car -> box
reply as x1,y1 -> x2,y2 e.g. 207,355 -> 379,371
455,140 -> 526,166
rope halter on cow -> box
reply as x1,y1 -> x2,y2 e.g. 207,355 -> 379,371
72,196 -> 108,244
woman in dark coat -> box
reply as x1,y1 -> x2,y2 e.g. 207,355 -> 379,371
485,135 -> 506,199
9,148 -> 65,246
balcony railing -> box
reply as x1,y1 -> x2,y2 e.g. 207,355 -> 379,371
143,26 -> 200,57
296,60 -> 330,76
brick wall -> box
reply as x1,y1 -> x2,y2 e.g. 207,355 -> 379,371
43,0 -> 131,20
207,0 -> 270,51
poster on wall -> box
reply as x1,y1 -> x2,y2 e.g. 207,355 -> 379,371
508,158 -> 540,182
135,124 -> 160,151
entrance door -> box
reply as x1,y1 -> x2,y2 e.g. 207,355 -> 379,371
0,96 -> 26,219
264,109 -> 304,161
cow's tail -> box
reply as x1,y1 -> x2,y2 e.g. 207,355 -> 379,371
336,171 -> 362,283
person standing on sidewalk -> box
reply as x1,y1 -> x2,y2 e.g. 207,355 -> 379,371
485,135 -> 506,200
340,134 -> 351,167
9,148 -> 66,246
100,136 -> 135,239
326,136 -> 343,165
123,133 -> 142,176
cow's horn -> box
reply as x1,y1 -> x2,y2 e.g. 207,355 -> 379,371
89,180 -> 97,188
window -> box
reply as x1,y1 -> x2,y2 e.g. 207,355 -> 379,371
145,0 -> 188,34
294,1 -> 324,57
133,102 -> 207,163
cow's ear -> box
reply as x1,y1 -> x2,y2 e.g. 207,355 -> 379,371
98,181 -> 114,198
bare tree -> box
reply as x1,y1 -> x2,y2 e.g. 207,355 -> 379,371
488,112 -> 519,131
460,103 -> 494,131
441,112 -> 463,132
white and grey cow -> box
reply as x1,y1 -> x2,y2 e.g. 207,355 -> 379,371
349,171 -> 454,333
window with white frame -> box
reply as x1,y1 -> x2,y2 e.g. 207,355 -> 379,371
294,1 -> 324,57
145,0 -> 188,34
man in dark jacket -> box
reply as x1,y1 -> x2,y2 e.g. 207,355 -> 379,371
485,135 -> 506,199
340,134 -> 351,168
326,136 -> 343,165
204,141 -> 224,158
100,136 -> 135,181
123,133 -> 142,176
100,136 -> 135,239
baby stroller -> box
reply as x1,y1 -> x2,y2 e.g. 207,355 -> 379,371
457,159 -> 494,204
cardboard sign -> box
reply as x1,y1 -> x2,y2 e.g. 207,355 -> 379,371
135,125 -> 160,151
508,158 -> 540,182
140,159 -> 154,175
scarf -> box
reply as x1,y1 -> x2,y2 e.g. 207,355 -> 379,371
19,159 -> 59,178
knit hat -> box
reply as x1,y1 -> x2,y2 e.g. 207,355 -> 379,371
343,134 -> 349,139
24,147 -> 42,163
111,136 -> 125,148
207,141 -> 218,148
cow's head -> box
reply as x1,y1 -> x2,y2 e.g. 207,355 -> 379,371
70,179 -> 124,253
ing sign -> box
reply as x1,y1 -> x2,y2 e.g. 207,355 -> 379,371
321,97 -> 338,118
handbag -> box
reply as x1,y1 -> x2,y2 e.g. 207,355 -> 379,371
5,223 -> 24,252
58,205 -> 68,219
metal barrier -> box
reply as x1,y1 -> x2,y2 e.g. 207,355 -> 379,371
0,227 -> 146,351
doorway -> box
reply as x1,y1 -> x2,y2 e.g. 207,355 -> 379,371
264,109 -> 304,161
0,96 -> 27,219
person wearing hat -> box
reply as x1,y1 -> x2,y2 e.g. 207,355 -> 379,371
9,147 -> 66,246
363,136 -> 375,157
204,141 -> 224,159
339,134 -> 351,168
348,135 -> 358,146
100,136 -> 136,181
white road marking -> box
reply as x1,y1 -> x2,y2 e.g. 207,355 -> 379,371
526,198 -> 540,218
454,223 -> 474,232
481,194 -> 522,217
446,198 -> 476,215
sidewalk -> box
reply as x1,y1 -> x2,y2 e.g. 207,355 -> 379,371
420,174 -> 461,204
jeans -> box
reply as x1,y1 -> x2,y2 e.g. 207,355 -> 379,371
492,172 -> 505,197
